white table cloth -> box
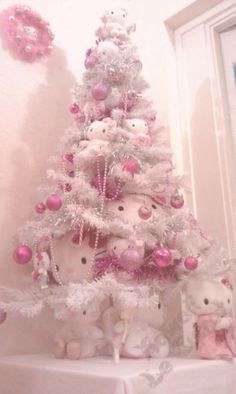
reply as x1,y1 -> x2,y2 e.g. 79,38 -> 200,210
0,354 -> 235,394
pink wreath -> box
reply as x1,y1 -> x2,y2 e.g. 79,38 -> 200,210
0,4 -> 54,62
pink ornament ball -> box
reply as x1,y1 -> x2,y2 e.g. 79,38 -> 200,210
13,245 -> 32,264
92,83 -> 108,101
138,204 -> 152,220
0,309 -> 6,324
69,103 -> 80,114
152,247 -> 172,268
122,159 -> 139,177
119,248 -> 144,272
46,195 -> 62,211
170,192 -> 184,209
184,256 -> 198,271
35,202 -> 46,214
84,55 -> 98,69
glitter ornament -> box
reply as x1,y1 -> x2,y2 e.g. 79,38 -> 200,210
13,245 -> 32,264
35,202 -> 46,214
84,55 -> 98,69
46,195 -> 62,211
170,191 -> 184,209
119,248 -> 144,271
184,256 -> 198,271
69,103 -> 80,114
152,247 -> 172,268
0,309 -> 6,324
122,159 -> 139,177
138,204 -> 152,220
92,83 -> 108,101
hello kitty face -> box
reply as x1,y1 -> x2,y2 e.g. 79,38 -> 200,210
102,8 -> 128,25
52,233 -> 105,284
97,41 -> 119,62
87,118 -> 116,141
124,119 -> 148,135
185,278 -> 233,317
33,252 -> 50,271
108,194 -> 160,225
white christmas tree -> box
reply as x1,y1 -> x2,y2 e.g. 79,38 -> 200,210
0,8 -> 234,361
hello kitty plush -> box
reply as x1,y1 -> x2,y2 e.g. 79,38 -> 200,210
53,302 -> 104,359
32,251 -> 50,289
52,233 -> 105,284
124,118 -> 150,144
108,194 -> 161,225
185,276 -> 236,359
98,9 -> 136,41
114,301 -> 169,358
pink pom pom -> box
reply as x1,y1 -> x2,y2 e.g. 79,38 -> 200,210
122,159 -> 139,177
0,309 -> 7,324
84,55 -> 98,69
152,247 -> 172,268
119,248 -> 144,272
69,103 -> 80,114
13,245 -> 32,264
92,83 -> 108,101
46,195 -> 62,211
35,202 -> 46,214
184,256 -> 198,271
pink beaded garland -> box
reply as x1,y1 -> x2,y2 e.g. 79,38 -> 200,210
35,202 -> 46,214
152,247 -> 172,268
91,83 -> 108,101
46,194 -> 62,211
13,245 -> 32,264
119,248 -> 144,271
184,256 -> 198,271
0,5 -> 54,62
0,309 -> 7,324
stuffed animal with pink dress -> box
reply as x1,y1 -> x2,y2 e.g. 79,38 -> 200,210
185,276 -> 236,359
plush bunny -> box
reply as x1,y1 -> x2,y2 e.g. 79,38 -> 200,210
32,251 -> 50,289
108,194 -> 161,225
114,302 -> 169,358
185,276 -> 236,359
52,233 -> 105,284
53,302 -> 104,359
124,118 -> 150,144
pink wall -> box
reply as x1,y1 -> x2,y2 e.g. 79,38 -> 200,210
0,0 -> 197,355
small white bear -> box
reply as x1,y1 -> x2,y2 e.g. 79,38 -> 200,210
53,302 -> 104,359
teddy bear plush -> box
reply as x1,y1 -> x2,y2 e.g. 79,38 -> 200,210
114,301 -> 169,358
53,302 -> 105,359
124,118 -> 150,144
52,233 -> 105,284
184,276 -> 236,359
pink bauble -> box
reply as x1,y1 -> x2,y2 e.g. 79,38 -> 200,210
35,202 -> 46,214
84,55 -> 98,69
184,256 -> 198,271
69,103 -> 80,114
138,204 -> 152,220
152,247 -> 172,268
13,245 -> 32,264
0,309 -> 6,324
92,83 -> 108,101
46,195 -> 62,211
63,153 -> 74,163
122,159 -> 139,177
170,192 -> 184,209
119,248 -> 144,272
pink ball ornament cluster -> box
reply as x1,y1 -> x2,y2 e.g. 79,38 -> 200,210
119,248 -> 144,272
0,5 -> 54,62
35,194 -> 62,214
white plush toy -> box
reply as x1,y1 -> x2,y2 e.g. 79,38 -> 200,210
114,302 -> 169,358
54,302 -> 104,359
32,251 -> 50,289
124,118 -> 150,144
108,194 -> 161,225
97,41 -> 119,62
86,117 -> 117,141
99,8 -> 136,41
52,233 -> 105,284
185,276 -> 236,359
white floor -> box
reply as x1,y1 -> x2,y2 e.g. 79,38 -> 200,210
0,354 -> 235,394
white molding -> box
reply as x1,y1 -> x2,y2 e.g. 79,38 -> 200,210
165,0 -> 236,253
